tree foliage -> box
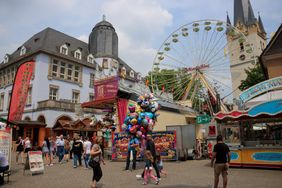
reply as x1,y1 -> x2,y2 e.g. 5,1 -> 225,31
239,62 -> 266,91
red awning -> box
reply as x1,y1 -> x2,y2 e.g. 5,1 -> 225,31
81,97 -> 117,109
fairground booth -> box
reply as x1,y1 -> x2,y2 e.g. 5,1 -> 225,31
215,77 -> 282,169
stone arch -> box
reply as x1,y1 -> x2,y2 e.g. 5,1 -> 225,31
37,115 -> 46,124
24,116 -> 31,121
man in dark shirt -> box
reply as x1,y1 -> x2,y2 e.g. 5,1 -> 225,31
211,135 -> 230,188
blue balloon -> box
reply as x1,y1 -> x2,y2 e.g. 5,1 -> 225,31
144,112 -> 154,119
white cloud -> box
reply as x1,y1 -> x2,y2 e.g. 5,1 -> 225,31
76,35 -> 88,43
100,0 -> 173,75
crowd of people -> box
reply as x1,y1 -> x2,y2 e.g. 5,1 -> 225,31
13,134 -> 230,188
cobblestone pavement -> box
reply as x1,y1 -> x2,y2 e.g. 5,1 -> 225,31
2,153 -> 282,188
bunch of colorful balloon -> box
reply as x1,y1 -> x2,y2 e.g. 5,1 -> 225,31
122,93 -> 159,138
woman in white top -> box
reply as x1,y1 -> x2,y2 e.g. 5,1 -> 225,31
24,137 -> 31,153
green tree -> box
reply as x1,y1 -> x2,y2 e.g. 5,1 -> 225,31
239,61 -> 266,91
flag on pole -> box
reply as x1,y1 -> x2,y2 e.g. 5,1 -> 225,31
8,61 -> 35,122
162,85 -> 165,92
171,86 -> 174,93
146,79 -> 149,87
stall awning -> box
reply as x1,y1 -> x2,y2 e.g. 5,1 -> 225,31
81,97 -> 117,109
215,99 -> 282,121
12,120 -> 47,127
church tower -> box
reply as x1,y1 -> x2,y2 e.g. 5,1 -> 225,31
226,0 -> 267,99
89,15 -> 118,59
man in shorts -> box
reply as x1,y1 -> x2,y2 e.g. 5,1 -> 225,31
211,135 -> 230,188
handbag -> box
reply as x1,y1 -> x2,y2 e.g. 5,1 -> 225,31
89,157 -> 100,168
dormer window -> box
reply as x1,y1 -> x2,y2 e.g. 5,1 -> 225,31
60,44 -> 68,55
74,49 -> 82,60
87,54 -> 94,64
120,67 -> 126,78
137,73 -> 141,81
20,46 -> 26,56
130,70 -> 134,78
3,55 -> 9,63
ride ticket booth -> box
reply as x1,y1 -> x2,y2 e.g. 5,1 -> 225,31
215,100 -> 282,169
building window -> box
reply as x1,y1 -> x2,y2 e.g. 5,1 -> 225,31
130,70 -> 134,78
74,66 -> 80,82
6,91 -> 11,110
20,46 -> 26,56
102,59 -> 109,69
87,54 -> 94,64
26,87 -> 32,105
60,44 -> 68,55
89,93 -> 94,101
137,73 -> 141,81
49,86 -> 59,100
67,64 -> 73,80
26,128 -> 32,138
60,62 -> 66,79
74,49 -> 82,60
239,42 -> 244,52
72,91 -> 80,103
89,73 -> 95,88
0,93 -> 4,110
50,59 -> 82,83
4,55 -> 9,63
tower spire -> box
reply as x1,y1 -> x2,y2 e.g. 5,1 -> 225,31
102,14 -> 106,21
226,11 -> 232,34
258,12 -> 266,35
234,0 -> 256,26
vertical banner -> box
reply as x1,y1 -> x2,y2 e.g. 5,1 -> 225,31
8,61 -> 35,122
117,98 -> 128,131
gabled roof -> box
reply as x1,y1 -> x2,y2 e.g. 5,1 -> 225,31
261,24 -> 282,57
234,0 -> 257,26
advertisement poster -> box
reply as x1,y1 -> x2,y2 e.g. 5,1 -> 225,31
0,122 -> 11,164
112,131 -> 177,161
28,151 -> 44,173
94,76 -> 119,100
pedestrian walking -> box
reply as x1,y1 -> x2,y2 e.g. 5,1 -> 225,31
142,150 -> 159,185
42,137 -> 52,166
72,136 -> 83,168
211,135 -> 231,188
15,136 -> 24,164
56,135 -> 65,163
64,137 -> 70,162
125,135 -> 139,171
0,151 -> 9,185
156,154 -> 167,177
83,137 -> 92,169
90,144 -> 105,188
140,134 -> 160,179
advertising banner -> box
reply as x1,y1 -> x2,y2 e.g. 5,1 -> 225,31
0,121 -> 11,165
8,61 -> 35,122
28,151 -> 44,173
94,76 -> 119,100
112,131 -> 177,161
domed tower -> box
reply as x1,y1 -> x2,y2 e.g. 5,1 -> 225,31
89,15 -> 118,59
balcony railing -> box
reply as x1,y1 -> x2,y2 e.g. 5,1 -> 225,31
37,99 -> 105,113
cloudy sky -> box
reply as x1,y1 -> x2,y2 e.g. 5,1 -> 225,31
0,0 -> 281,76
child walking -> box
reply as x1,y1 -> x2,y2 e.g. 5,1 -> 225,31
143,150 -> 159,185
156,154 -> 167,177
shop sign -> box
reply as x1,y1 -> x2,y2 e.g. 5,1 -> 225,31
196,115 -> 211,124
94,76 -> 119,100
28,151 -> 44,174
239,76 -> 282,103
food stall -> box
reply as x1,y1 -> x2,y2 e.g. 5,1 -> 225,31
215,99 -> 282,169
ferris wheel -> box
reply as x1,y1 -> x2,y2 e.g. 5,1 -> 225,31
151,19 -> 255,114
